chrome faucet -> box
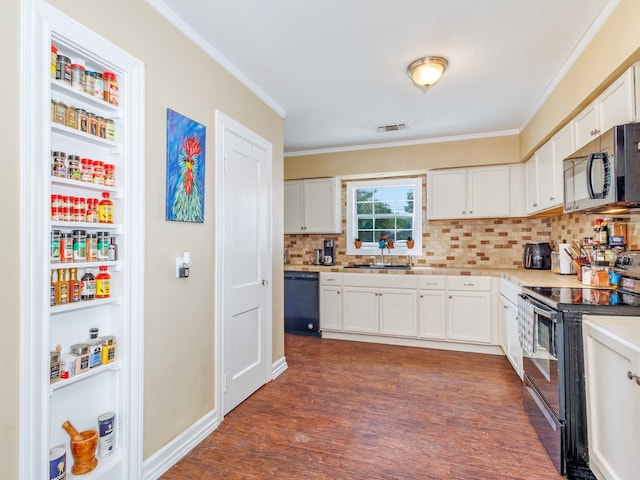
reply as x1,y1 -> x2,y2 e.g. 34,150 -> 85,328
377,237 -> 389,265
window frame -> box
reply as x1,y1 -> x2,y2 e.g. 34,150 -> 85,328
345,177 -> 422,256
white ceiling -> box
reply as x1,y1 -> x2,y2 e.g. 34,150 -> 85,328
152,0 -> 617,155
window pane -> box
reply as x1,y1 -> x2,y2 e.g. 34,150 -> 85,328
356,202 -> 373,214
357,218 -> 373,229
396,218 -> 413,229
359,231 -> 374,242
373,201 -> 392,214
396,230 -> 413,241
356,189 -> 375,201
375,218 -> 395,229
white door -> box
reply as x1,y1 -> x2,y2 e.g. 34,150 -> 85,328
215,111 -> 272,416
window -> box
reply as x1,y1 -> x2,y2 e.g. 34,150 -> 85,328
346,177 -> 422,255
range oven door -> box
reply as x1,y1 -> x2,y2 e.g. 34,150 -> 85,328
521,297 -> 561,416
523,373 -> 565,475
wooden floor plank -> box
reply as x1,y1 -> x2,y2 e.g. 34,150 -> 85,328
161,335 -> 563,479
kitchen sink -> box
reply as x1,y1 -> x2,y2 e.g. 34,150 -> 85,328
343,264 -> 412,270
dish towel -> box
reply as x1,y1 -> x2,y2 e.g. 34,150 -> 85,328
518,296 -> 537,356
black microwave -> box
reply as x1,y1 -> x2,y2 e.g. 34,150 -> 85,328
563,122 -> 640,213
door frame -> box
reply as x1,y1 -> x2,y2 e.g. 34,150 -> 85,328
214,110 -> 273,423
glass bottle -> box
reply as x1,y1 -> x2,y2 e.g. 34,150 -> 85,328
80,270 -> 96,300
96,266 -> 111,298
55,268 -> 69,305
68,268 -> 81,303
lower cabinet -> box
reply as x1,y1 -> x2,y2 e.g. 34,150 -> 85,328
320,272 -> 497,349
583,316 -> 640,480
499,278 -> 523,377
320,273 -> 343,331
342,274 -> 418,336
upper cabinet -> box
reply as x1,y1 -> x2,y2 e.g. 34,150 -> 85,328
525,121 -> 574,214
284,178 -> 342,234
428,165 -> 510,219
574,68 -> 635,150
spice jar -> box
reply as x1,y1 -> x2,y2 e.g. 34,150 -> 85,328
86,198 -> 99,223
96,116 -> 106,139
97,232 -> 110,261
104,164 -> 116,187
50,45 -> 57,79
60,232 -> 73,263
105,119 -> 115,141
86,233 -> 98,261
101,336 -> 116,364
65,104 -> 78,129
84,70 -> 96,95
93,161 -> 105,185
81,158 -> 93,182
88,328 -> 102,368
50,351 -> 60,384
56,54 -> 71,84
80,270 -> 96,300
59,353 -> 75,379
52,101 -> 67,125
70,63 -> 85,90
67,155 -> 80,181
103,72 -> 119,106
76,108 -> 88,133
93,72 -> 104,99
50,229 -> 61,263
72,229 -> 87,261
52,151 -> 66,178
70,343 -> 90,374
87,112 -> 98,136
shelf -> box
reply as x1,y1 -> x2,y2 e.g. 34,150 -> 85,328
50,361 -> 120,394
50,295 -> 122,314
51,122 -> 121,151
52,176 -> 122,197
51,78 -> 121,118
50,260 -> 121,271
50,221 -> 123,233
65,451 -> 122,480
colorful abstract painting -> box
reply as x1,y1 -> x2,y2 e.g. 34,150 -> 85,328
166,109 -> 206,223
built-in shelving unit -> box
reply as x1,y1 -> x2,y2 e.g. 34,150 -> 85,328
21,2 -> 144,479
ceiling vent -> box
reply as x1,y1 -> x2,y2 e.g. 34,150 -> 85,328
376,122 -> 408,133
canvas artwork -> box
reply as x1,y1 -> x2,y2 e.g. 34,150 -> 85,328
166,108 -> 206,223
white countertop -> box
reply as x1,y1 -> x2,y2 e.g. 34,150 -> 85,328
583,315 -> 640,348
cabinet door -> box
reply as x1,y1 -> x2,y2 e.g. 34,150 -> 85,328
419,290 -> 446,339
499,296 -> 522,377
447,292 -> 492,344
524,156 -> 539,214
427,169 -> 466,219
304,178 -> 341,233
583,322 -> 640,480
598,68 -> 635,134
343,287 -> 379,333
535,141 -> 556,211
467,166 -> 510,217
574,100 -> 598,149
284,180 -> 305,233
320,285 -> 342,331
379,288 -> 417,336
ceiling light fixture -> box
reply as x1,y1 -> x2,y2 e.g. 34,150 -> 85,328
407,56 -> 448,88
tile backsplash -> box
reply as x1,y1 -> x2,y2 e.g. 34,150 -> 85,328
284,176 -> 640,268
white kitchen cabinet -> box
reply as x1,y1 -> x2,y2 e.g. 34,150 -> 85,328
284,177 -> 341,233
342,274 -> 418,337
583,316 -> 640,480
418,276 -> 447,339
446,277 -> 493,344
22,4 -> 144,479
427,165 -> 510,219
574,68 -> 635,149
525,121 -> 574,215
319,273 -> 342,331
499,278 -> 522,377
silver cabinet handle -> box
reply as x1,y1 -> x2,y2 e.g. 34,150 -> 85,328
463,283 -> 475,286
448,295 -> 452,299
627,371 -> 640,385
262,279 -> 268,285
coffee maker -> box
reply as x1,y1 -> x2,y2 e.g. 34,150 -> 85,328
323,240 -> 336,265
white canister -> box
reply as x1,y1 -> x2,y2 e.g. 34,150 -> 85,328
558,242 -> 573,275
582,265 -> 592,285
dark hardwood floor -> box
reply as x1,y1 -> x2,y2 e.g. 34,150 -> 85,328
161,334 -> 562,479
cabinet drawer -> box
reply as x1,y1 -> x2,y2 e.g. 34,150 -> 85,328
320,272 -> 343,285
447,276 -> 492,291
418,275 -> 446,290
343,273 -> 417,289
499,278 -> 521,304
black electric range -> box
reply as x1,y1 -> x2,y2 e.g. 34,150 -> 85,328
523,285 -> 640,311
520,284 -> 640,479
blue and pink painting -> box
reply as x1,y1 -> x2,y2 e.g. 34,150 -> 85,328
165,108 -> 206,223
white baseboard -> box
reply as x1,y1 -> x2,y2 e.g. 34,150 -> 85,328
142,356 -> 288,479
272,355 -> 288,379
143,409 -> 218,480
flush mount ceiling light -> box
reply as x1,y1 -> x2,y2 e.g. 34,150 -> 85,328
407,56 -> 448,88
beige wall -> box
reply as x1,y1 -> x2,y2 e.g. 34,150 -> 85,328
7,0 -> 284,469
1,1 -> 21,479
285,134 -> 519,180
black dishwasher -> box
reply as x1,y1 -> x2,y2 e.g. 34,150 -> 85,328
284,271 -> 320,336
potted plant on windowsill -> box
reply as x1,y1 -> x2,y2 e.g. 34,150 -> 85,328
354,238 -> 362,249
406,236 -> 415,249
387,239 -> 394,249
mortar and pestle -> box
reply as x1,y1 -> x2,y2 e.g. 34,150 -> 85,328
62,420 -> 99,475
